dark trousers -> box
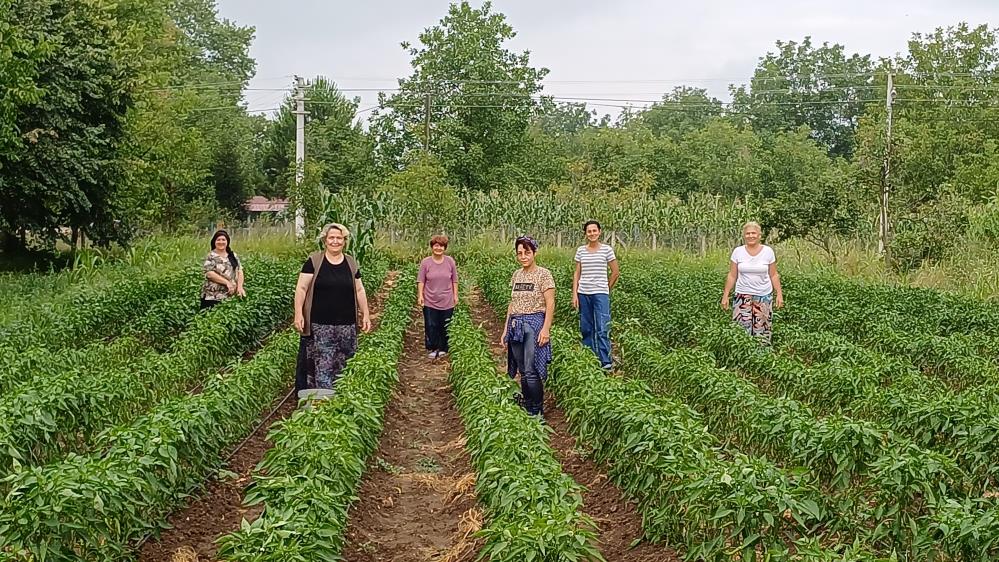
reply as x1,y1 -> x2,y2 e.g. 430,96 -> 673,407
423,306 -> 454,352
509,321 -> 544,416
200,298 -> 220,310
295,335 -> 310,392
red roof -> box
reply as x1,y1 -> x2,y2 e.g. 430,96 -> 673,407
244,196 -> 289,212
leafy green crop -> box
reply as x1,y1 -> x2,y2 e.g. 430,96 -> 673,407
0,329 -> 300,560
216,267 -> 411,561
448,306 -> 601,561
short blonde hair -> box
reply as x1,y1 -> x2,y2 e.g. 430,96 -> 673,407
742,221 -> 762,233
318,223 -> 350,246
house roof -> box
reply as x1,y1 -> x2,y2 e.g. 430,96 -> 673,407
244,196 -> 289,212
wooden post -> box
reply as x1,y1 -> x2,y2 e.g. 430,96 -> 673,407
651,232 -> 657,251
699,233 -> 707,257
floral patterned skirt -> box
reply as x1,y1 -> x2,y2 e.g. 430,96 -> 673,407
732,293 -> 773,345
306,323 -> 357,389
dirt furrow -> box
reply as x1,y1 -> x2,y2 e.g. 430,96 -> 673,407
466,288 -> 680,562
342,309 -> 481,562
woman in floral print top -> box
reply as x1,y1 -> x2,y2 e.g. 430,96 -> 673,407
200,229 -> 245,309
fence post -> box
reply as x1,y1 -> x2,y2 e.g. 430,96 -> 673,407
651,232 -> 657,251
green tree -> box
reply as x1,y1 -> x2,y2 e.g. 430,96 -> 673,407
259,77 -> 371,193
627,86 -> 724,140
372,1 -> 548,190
675,118 -> 763,197
758,127 -> 865,258
0,0 -> 152,250
855,23 -> 999,268
731,37 -> 875,158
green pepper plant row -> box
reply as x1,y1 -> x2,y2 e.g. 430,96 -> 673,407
622,267 -> 999,487
0,257 -> 297,478
0,328 -> 300,561
216,268 -> 411,561
623,259 -> 999,386
0,268 -> 205,398
615,267 -> 999,559
616,326 -> 965,557
447,306 -> 601,561
469,260 -> 859,561
0,265 -> 196,353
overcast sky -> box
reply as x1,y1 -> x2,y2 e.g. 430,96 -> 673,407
216,0 -> 996,120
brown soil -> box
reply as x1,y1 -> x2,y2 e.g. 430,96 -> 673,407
137,272 -> 399,562
466,288 -> 681,562
341,308 -> 481,562
137,389 -> 297,561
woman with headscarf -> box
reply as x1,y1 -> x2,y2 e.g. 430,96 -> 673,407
500,236 -> 555,419
200,229 -> 245,310
293,223 -> 372,390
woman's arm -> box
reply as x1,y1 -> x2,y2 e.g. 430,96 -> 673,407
417,281 -> 426,307
356,279 -> 371,332
608,259 -> 620,290
500,301 -> 512,347
452,281 -> 459,306
236,267 -> 246,297
293,273 -> 313,333
538,288 -> 555,346
769,262 -> 784,308
206,270 -> 232,288
571,261 -> 581,310
721,261 -> 738,310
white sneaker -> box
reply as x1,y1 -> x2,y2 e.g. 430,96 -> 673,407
437,351 -> 448,358
428,351 -> 438,359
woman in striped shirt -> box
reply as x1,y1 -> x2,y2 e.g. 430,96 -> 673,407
572,221 -> 620,370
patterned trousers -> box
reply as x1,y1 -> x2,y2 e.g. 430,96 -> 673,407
306,323 -> 357,389
732,293 -> 773,345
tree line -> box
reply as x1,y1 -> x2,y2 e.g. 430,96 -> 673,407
3,0 -> 998,273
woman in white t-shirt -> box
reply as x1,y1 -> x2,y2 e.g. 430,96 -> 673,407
720,221 -> 784,344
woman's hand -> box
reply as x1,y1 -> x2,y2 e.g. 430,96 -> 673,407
537,327 -> 551,346
499,331 -> 507,349
226,280 -> 237,294
361,315 -> 372,333
237,286 -> 246,298
572,294 -> 579,311
417,295 -> 424,307
720,295 -> 730,311
775,294 -> 784,309
293,314 -> 305,334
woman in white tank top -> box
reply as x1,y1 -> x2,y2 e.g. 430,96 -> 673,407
720,221 -> 784,344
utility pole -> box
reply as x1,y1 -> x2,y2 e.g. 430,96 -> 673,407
293,75 -> 308,239
423,93 -> 432,153
878,69 -> 896,258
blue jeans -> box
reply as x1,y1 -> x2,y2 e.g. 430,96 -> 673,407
508,319 -> 545,416
579,293 -> 612,367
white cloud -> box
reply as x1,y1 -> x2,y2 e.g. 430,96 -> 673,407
217,0 -> 998,117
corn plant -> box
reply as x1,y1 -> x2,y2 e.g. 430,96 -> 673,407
448,307 -> 601,561
215,268 -> 413,561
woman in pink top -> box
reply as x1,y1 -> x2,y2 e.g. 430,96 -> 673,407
418,235 -> 459,359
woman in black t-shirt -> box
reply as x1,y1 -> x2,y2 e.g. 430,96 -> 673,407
293,223 -> 372,390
